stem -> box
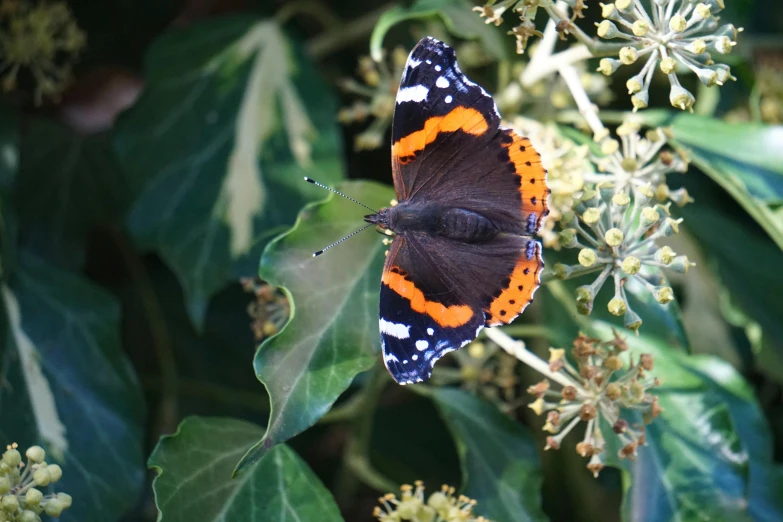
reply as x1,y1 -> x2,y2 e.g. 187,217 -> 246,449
559,64 -> 606,138
484,328 -> 585,392
521,45 -> 593,87
306,3 -> 393,59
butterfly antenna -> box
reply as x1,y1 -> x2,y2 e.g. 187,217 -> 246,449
313,223 -> 374,257
304,177 -> 377,213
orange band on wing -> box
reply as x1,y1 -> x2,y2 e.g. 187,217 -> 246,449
392,107 -> 489,160
503,131 -> 550,232
485,243 -> 543,326
383,269 -> 474,328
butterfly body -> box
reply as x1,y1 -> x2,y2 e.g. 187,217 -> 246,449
371,37 -> 550,385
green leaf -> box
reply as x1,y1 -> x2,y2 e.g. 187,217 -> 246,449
115,15 -> 344,327
542,287 -> 783,521
370,0 -> 507,62
0,251 -> 145,522
235,181 -> 392,475
16,120 -> 129,268
150,416 -> 343,521
637,113 -> 783,251
428,388 -> 547,522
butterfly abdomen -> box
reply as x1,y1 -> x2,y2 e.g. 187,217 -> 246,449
379,203 -> 497,243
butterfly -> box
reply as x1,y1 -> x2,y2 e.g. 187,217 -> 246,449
362,37 -> 550,385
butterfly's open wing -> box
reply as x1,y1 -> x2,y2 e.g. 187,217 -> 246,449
391,37 -> 549,236
380,232 -> 543,384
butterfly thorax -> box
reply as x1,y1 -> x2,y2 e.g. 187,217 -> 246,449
365,203 -> 498,243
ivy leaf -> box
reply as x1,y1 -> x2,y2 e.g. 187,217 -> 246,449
542,287 -> 783,521
115,15 -> 344,327
370,0 -> 507,62
235,181 -> 392,475
16,120 -> 129,268
427,388 -> 547,522
150,416 -> 343,521
0,252 -> 145,522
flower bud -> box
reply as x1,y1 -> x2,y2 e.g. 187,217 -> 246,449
626,77 -> 642,94
597,20 -> 620,39
25,488 -> 43,507
46,464 -> 62,483
661,217 -> 683,236
597,58 -> 621,76
578,248 -> 598,267
604,228 -> 624,247
619,46 -> 638,65
579,403 -> 598,421
33,468 -> 51,487
688,38 -> 708,55
606,382 -> 622,400
428,492 -> 449,510
695,3 -> 711,19
615,0 -> 633,11
26,446 -> 45,463
600,139 -> 619,155
640,353 -> 654,371
640,207 -> 660,227
562,386 -> 578,401
56,493 -> 72,509
669,255 -> 694,273
660,57 -> 678,74
669,187 -> 694,206
45,498 -> 64,517
600,2 -> 616,18
612,192 -> 631,207
604,355 -> 623,371
587,454 -> 605,477
1,495 -> 19,513
18,511 -> 38,522
2,449 -> 21,468
622,256 -> 641,275
0,476 -> 10,495
669,14 -> 687,32
655,246 -> 676,264
528,397 -> 544,415
576,442 -> 594,457
624,308 -> 643,331
558,228 -> 578,248
575,286 -> 594,315
553,263 -> 570,280
631,91 -> 649,112
630,380 -> 645,401
670,85 -> 695,112
613,419 -> 629,433
714,36 -> 734,54
608,297 -> 627,316
635,184 -> 654,205
715,64 -> 734,85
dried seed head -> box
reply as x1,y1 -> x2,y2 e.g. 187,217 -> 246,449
579,403 -> 598,421
639,353 -> 654,371
604,356 -> 623,371
576,442 -> 595,457
605,382 -> 622,400
613,419 -> 629,434
527,379 -> 551,397
562,386 -> 578,401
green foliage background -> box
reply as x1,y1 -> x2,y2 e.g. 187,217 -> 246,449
1,0 -> 782,521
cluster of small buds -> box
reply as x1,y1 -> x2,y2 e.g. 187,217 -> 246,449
551,122 -> 695,330
595,0 -> 740,112
0,0 -> 86,104
453,341 -> 521,411
0,443 -> 72,520
337,48 -> 407,151
527,332 -> 662,477
374,481 -> 490,522
240,277 -> 290,341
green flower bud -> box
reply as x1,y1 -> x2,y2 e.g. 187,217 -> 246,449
695,67 -> 719,87
656,286 -> 675,304
661,217 -> 683,236
428,492 -> 449,510
619,46 -> 638,65
578,249 -> 598,267
46,465 -> 62,483
597,58 -> 621,76
26,447 -> 45,464
631,91 -> 649,112
669,14 -> 687,32
669,255 -> 694,273
1,495 -> 19,513
0,476 -> 10,495
608,297 -> 627,316
0,462 -> 10,474
612,192 -> 631,207
660,57 -> 678,74
597,20 -> 620,39
604,228 -> 624,247
670,85 -> 695,112
17,511 -> 38,522
583,207 -> 602,225
575,286 -> 595,315
2,449 -> 21,468
25,489 -> 43,507
715,64 -> 735,85
44,498 -> 63,517
0,509 -> 7,522
630,380 -> 645,401
560,210 -> 575,225
558,228 -> 578,248
56,493 -> 72,509
622,256 -> 641,275
553,263 -> 570,280
655,246 -> 676,265
641,207 -> 660,226
33,468 -> 51,487
669,187 -> 694,206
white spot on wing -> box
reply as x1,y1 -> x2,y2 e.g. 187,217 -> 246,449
416,340 -> 429,351
435,65 -> 441,71
444,95 -> 452,104
412,354 -> 419,361
427,328 -> 434,335
380,318 -> 411,339
385,353 -> 400,363
436,77 -> 449,88
408,58 -> 422,68
397,85 -> 429,103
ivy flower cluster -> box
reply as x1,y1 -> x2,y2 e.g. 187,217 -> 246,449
337,48 -> 407,151
0,443 -> 72,520
596,0 -> 740,112
527,332 -> 661,477
0,0 -> 86,103
550,122 -> 694,330
374,481 -> 490,522
452,340 -> 521,411
240,277 -> 290,341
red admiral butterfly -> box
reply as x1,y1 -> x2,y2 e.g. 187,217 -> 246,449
362,37 -> 550,385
